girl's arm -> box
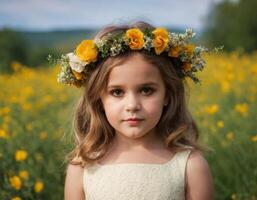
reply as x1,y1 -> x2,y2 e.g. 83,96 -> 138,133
185,151 -> 214,200
64,164 -> 85,200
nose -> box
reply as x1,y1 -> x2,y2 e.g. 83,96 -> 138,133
125,92 -> 141,112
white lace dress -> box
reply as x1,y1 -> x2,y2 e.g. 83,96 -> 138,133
83,149 -> 192,200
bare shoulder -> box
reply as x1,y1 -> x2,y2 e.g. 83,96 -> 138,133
64,163 -> 85,200
185,150 -> 214,200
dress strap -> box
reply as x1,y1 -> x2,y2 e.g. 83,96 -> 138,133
175,149 -> 192,187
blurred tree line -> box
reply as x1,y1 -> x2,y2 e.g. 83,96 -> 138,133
0,29 -> 27,73
203,0 -> 257,52
0,28 -> 59,73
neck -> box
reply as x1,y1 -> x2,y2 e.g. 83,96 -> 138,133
112,129 -> 165,152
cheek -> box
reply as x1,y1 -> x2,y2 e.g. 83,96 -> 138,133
143,97 -> 165,114
102,99 -> 122,121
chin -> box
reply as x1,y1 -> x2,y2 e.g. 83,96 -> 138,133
122,131 -> 148,139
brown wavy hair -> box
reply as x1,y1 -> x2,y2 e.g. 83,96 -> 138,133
66,20 -> 210,167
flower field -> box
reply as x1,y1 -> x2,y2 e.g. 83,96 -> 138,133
0,51 -> 256,200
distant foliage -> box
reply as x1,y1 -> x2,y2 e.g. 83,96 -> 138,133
203,0 -> 257,52
0,29 -> 28,73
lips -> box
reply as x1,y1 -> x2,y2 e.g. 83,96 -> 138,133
124,118 -> 144,126
125,118 -> 143,121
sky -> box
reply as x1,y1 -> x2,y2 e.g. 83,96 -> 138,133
0,0 -> 224,32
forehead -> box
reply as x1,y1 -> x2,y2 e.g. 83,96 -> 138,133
107,53 -> 163,85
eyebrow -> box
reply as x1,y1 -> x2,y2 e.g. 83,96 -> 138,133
107,82 -> 159,89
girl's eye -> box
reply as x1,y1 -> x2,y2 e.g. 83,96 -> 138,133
141,87 -> 154,95
110,89 -> 123,97
109,87 -> 155,97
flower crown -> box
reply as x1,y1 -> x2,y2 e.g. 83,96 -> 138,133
48,27 -> 222,88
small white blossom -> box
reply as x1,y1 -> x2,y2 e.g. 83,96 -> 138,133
143,36 -> 153,51
67,53 -> 87,73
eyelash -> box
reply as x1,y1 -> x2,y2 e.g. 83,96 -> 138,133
109,87 -> 155,97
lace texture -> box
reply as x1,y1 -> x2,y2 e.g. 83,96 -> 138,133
83,149 -> 192,200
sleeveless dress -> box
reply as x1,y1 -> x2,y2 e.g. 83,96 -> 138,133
83,149 -> 192,200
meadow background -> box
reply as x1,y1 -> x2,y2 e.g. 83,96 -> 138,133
0,0 -> 257,199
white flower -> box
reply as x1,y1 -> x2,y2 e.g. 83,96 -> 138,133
67,53 -> 87,73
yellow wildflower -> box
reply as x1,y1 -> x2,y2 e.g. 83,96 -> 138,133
234,103 -> 248,117
21,103 -> 32,111
39,131 -> 48,140
226,132 -> 235,141
11,197 -> 22,200
251,135 -> 257,142
204,104 -> 219,115
9,176 -> 22,190
26,123 -> 33,131
72,70 -> 85,80
15,150 -> 28,162
42,95 -> 53,104
182,62 -> 192,72
217,120 -> 224,128
220,80 -> 230,93
0,129 -> 9,139
34,181 -> 44,193
184,44 -> 195,57
19,170 -> 29,180
0,106 -> 11,115
11,61 -> 22,72
125,28 -> 144,50
76,40 -> 98,63
152,27 -> 169,55
168,46 -> 182,58
22,86 -> 33,96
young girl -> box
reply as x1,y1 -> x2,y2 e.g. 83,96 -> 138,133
60,21 -> 214,200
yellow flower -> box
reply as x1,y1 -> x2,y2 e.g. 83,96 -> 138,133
19,170 -> 29,180
217,120 -> 224,128
9,176 -> 22,190
152,27 -> 169,55
11,197 -> 22,200
204,104 -> 219,115
226,132 -> 235,141
220,80 -> 230,93
251,135 -> 257,142
182,62 -> 192,72
168,46 -> 182,57
72,70 -> 85,80
15,150 -> 28,162
0,129 -> 9,139
21,103 -> 32,111
234,103 -> 248,117
26,123 -> 33,131
11,61 -> 22,72
0,106 -> 11,115
76,40 -> 98,63
184,44 -> 195,57
39,131 -> 48,140
125,28 -> 144,50
34,181 -> 44,193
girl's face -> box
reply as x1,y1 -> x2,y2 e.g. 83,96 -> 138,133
100,53 -> 168,140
